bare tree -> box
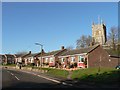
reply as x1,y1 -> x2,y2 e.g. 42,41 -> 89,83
66,45 -> 74,50
76,35 -> 92,49
86,35 -> 92,47
76,35 -> 86,49
107,26 -> 118,50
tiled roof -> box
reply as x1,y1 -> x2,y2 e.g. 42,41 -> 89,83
43,49 -> 67,56
34,52 -> 46,57
43,50 -> 61,56
5,54 -> 15,58
0,55 -> 5,59
60,44 -> 100,56
23,53 -> 39,58
15,54 -> 26,58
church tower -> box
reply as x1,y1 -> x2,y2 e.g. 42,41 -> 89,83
92,18 -> 107,45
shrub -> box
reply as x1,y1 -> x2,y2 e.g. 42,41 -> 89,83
73,62 -> 77,68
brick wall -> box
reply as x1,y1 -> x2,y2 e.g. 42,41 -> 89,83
88,46 -> 119,68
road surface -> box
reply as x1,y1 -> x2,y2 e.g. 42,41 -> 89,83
2,67 -> 119,89
2,68 -> 74,89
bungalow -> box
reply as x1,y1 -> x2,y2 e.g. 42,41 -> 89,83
1,54 -> 15,64
33,49 -> 46,67
20,51 -> 32,65
58,44 -> 120,68
0,54 -> 6,65
87,45 -> 120,68
22,52 -> 45,66
14,53 -> 28,64
41,46 -> 67,67
14,54 -> 23,64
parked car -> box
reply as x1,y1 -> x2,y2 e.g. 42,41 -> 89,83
115,65 -> 120,69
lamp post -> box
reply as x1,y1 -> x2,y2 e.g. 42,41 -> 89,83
35,43 -> 43,67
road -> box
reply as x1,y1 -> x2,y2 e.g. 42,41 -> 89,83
2,67 -> 119,89
2,68 -> 75,89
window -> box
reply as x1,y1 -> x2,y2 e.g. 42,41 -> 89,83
50,57 -> 54,63
31,57 -> 34,63
8,57 -> 12,60
45,58 -> 48,63
71,57 -> 75,62
61,58 -> 65,62
78,56 -> 84,62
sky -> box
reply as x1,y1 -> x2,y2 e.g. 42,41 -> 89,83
2,2 -> 118,54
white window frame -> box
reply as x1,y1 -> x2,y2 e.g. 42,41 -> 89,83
31,57 -> 34,63
49,57 -> 54,63
71,57 -> 75,62
78,56 -> 84,62
45,58 -> 48,63
61,58 -> 65,62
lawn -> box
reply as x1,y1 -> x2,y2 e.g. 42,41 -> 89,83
71,67 -> 115,79
45,68 -> 69,79
71,67 -> 120,84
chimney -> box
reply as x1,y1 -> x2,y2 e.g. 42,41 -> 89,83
29,51 -> 31,54
41,49 -> 45,53
61,46 -> 65,50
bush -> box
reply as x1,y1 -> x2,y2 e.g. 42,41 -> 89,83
70,64 -> 74,68
73,62 -> 77,68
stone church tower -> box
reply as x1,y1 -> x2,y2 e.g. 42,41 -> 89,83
92,19 -> 107,45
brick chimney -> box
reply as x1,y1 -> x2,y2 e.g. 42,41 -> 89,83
61,46 -> 65,50
41,49 -> 45,53
29,51 -> 31,54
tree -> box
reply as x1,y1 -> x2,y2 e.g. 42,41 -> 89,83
76,35 -> 92,49
107,26 -> 118,50
86,35 -> 92,47
66,45 -> 74,50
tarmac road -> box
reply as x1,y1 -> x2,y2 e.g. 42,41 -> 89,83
2,68 -> 75,89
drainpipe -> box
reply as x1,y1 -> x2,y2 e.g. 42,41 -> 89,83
87,54 -> 89,68
98,54 -> 101,73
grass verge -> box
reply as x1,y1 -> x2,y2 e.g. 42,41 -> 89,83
71,68 -> 120,84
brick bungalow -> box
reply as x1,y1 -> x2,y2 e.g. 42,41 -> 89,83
0,54 -> 6,64
58,44 -> 120,68
41,46 -> 67,67
87,45 -> 120,68
22,53 -> 37,66
14,53 -> 27,64
33,49 -> 46,67
1,54 -> 15,64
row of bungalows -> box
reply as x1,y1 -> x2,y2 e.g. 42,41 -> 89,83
1,44 -> 120,69
58,44 -> 120,68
